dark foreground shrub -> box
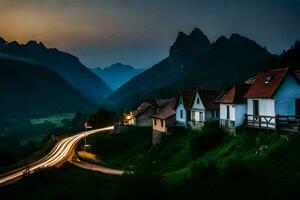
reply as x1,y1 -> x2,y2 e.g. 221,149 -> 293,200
117,172 -> 167,200
191,161 -> 220,185
222,157 -> 252,181
190,121 -> 224,155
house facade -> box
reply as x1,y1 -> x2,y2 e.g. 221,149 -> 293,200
244,68 -> 300,129
151,100 -> 176,145
218,84 -> 251,134
133,102 -> 155,127
175,90 -> 194,127
190,89 -> 223,129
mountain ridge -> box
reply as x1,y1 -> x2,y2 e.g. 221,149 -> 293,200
109,28 -> 272,111
0,53 -> 96,118
91,62 -> 143,90
0,38 -> 112,104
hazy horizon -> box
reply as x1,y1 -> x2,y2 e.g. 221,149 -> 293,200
0,0 -> 300,68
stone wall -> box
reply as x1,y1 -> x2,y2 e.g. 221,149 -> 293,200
152,130 -> 164,145
113,124 -> 138,134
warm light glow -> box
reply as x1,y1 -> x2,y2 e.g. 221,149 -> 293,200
123,111 -> 135,125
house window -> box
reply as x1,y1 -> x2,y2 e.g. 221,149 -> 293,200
215,111 -> 219,118
200,112 -> 204,122
197,97 -> 200,104
226,106 -> 230,120
253,100 -> 259,116
160,119 -> 164,127
154,119 -> 157,126
180,110 -> 183,119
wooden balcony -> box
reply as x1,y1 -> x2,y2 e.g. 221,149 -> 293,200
244,114 -> 300,133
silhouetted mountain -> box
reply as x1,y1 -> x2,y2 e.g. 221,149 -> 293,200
0,53 -> 96,118
169,28 -> 211,65
91,63 -> 143,90
0,37 -> 6,47
109,28 -> 272,111
176,33 -> 272,88
0,39 -> 111,104
269,40 -> 300,70
110,28 -> 211,110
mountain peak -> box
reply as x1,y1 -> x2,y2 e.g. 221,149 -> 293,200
229,33 -> 249,41
190,28 -> 204,37
215,35 -> 228,43
0,37 -> 7,44
38,42 -> 46,49
175,31 -> 189,43
26,40 -> 38,46
26,40 -> 47,49
108,62 -> 135,71
7,41 -> 20,46
170,28 -> 211,60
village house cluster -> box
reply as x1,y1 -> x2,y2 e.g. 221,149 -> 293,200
123,67 -> 300,144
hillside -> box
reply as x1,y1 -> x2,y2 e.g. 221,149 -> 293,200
109,29 -> 272,111
173,33 -> 272,89
269,40 -> 300,70
2,124 -> 300,199
91,63 -> 143,90
0,55 -> 95,118
0,38 -> 111,104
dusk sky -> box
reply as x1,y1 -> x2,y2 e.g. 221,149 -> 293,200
0,0 -> 299,68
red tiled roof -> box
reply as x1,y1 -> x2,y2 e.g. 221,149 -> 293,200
133,102 -> 154,117
217,84 -> 251,104
175,89 -> 194,109
244,67 -> 290,98
151,106 -> 175,120
151,99 -> 176,120
196,89 -> 223,109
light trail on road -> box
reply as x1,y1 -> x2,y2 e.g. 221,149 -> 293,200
0,126 -> 114,186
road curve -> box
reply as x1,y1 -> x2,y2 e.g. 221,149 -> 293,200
0,126 -> 114,186
71,160 -> 125,176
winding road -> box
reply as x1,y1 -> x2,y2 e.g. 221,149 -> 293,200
0,126 -> 114,186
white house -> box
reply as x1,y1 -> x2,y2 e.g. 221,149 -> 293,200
244,67 -> 300,130
175,89 -> 194,127
190,89 -> 223,129
217,84 -> 251,134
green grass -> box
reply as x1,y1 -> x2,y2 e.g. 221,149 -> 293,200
81,127 -> 152,170
2,123 -> 300,199
30,113 -> 76,127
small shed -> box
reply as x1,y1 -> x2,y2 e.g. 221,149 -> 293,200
133,102 -> 155,127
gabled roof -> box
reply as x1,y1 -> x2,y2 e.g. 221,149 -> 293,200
193,89 -> 223,109
155,98 -> 175,108
175,89 -> 194,109
217,84 -> 251,104
244,67 -> 297,98
151,99 -> 176,120
133,102 -> 155,117
151,106 -> 175,120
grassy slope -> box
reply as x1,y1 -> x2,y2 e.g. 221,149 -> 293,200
86,123 -> 300,199
1,124 -> 300,199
